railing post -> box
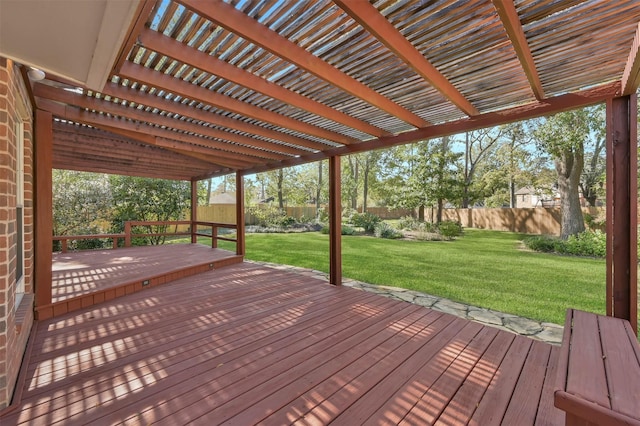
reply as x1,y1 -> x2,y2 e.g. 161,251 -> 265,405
113,237 -> 118,250
61,239 -> 67,253
212,225 -> 218,248
124,221 -> 131,247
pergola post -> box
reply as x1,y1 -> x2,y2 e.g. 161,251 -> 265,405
190,179 -> 198,244
605,95 -> 638,333
34,109 -> 53,317
329,156 -> 342,285
236,172 -> 245,256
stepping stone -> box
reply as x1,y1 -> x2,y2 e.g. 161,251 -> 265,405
392,291 -> 416,303
468,308 -> 503,326
433,299 -> 468,317
503,316 -> 543,335
414,295 -> 439,307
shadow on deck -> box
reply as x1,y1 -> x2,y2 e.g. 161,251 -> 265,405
38,244 -> 242,319
3,262 -> 564,425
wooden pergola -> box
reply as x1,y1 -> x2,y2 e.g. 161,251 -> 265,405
3,0 -> 637,328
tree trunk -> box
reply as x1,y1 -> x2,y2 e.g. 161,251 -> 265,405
316,161 -> 322,213
437,199 -> 443,223
509,177 -> 516,208
362,159 -> 369,212
418,205 -> 425,221
352,160 -> 358,210
556,150 -> 585,239
206,178 -> 212,204
277,168 -> 284,209
463,132 -> 470,208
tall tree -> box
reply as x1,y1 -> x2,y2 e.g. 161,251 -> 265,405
109,176 -> 197,245
534,108 -> 592,238
316,160 -> 323,212
580,105 -> 606,207
53,170 -> 112,236
377,138 -> 462,222
461,128 -> 503,207
343,155 -> 359,210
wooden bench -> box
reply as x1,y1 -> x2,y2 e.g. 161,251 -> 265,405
554,309 -> 640,426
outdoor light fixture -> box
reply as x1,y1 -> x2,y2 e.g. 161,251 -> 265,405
27,67 -> 45,81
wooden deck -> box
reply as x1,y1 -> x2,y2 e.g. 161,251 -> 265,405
39,244 -> 242,319
3,262 -> 564,425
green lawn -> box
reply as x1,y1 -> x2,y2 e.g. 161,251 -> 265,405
177,229 -> 607,326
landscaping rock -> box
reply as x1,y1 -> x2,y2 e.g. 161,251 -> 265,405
533,324 -> 564,344
414,295 -> 439,307
468,308 -> 503,326
391,291 -> 416,303
503,317 -> 543,335
433,299 -> 468,317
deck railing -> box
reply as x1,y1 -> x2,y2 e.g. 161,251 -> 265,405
53,220 -> 238,253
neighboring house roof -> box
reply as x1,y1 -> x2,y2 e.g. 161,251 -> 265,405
209,192 -> 236,204
515,186 -> 536,196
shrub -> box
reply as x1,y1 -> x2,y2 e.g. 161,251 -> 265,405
397,216 -> 420,230
413,231 -> 444,241
523,231 -> 606,257
350,212 -> 381,233
419,221 -> 437,233
321,224 -> 356,235
316,207 -> 329,223
523,235 -> 559,253
584,212 -> 605,231
374,222 -> 402,239
437,221 -> 463,240
248,205 -> 297,227
562,230 -> 606,257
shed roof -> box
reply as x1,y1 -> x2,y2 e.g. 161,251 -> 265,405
6,0 -> 640,180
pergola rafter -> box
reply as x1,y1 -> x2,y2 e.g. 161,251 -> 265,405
119,61 -> 355,146
138,28 -> 390,137
333,0 -> 479,116
175,0 -> 430,128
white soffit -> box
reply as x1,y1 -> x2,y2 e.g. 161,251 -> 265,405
0,0 -> 140,91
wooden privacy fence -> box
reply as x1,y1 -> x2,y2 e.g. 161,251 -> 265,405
192,205 -> 607,234
197,204 -> 415,224
434,207 -> 605,235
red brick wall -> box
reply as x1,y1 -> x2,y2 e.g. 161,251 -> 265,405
0,58 -> 35,409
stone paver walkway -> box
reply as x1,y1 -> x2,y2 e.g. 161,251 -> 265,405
250,261 -> 564,345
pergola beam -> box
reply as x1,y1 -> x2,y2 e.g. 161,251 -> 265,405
492,0 -> 545,100
100,82 -> 326,152
52,132 -> 217,172
36,98 -> 286,164
119,62 -> 356,147
622,22 -> 640,95
34,83 -> 303,158
175,0 -> 429,128
138,28 -> 389,138
334,0 -> 478,116
240,82 -> 619,177
112,0 -> 158,74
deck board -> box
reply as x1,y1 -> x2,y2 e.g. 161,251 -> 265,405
3,262 -> 563,425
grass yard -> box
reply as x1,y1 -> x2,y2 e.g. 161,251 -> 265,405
174,229 -> 607,326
